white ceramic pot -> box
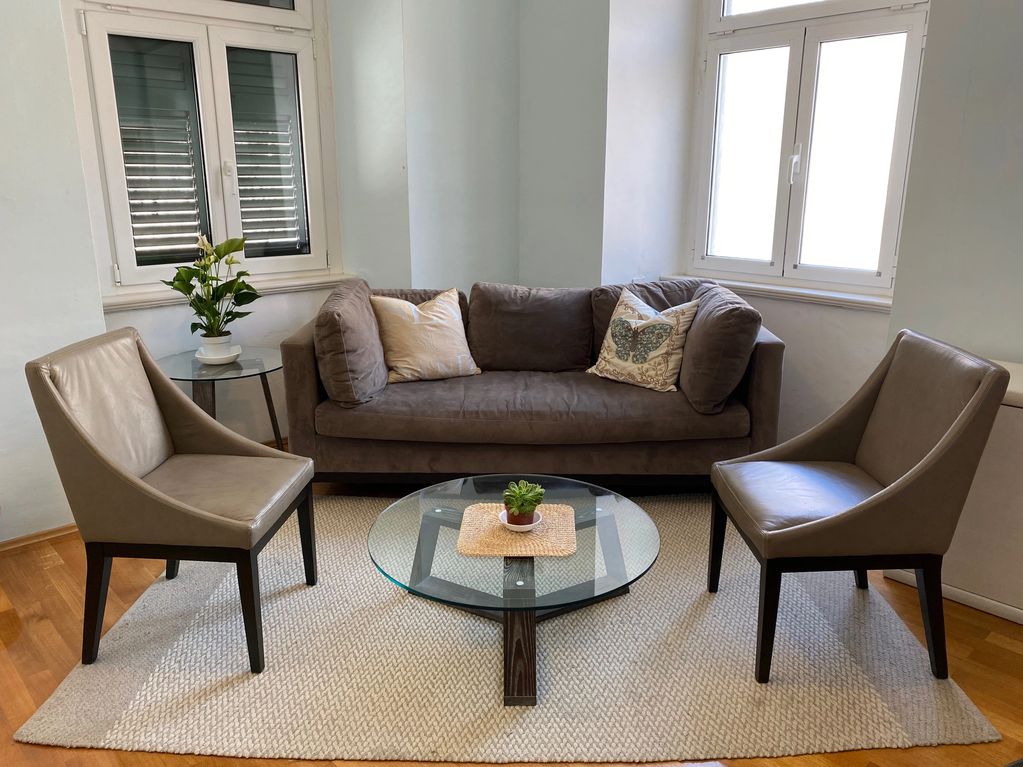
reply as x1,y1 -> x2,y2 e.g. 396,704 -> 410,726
198,333 -> 232,359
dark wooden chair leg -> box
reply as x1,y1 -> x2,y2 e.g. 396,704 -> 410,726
854,568 -> 868,589
755,561 -> 782,683
236,552 -> 265,673
297,486 -> 317,587
916,556 -> 948,679
82,543 -> 112,664
166,559 -> 179,580
708,494 -> 727,593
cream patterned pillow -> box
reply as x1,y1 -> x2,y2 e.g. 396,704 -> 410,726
587,289 -> 700,392
370,288 -> 481,383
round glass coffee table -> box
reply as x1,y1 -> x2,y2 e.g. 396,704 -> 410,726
368,474 -> 660,706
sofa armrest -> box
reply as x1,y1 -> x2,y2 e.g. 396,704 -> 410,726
744,326 -> 784,453
282,319 -> 322,459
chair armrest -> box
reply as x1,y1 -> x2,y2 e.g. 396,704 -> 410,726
723,331 -> 898,466
281,319 -> 322,459
138,343 -> 288,460
745,326 -> 784,453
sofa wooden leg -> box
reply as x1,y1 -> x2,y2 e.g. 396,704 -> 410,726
82,543 -> 112,665
854,568 -> 868,590
708,494 -> 727,593
297,484 -> 317,587
166,559 -> 179,580
916,556 -> 948,679
236,552 -> 264,673
756,562 -> 782,683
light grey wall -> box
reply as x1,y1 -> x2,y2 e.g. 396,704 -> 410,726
518,0 -> 610,288
0,2 -> 108,541
403,0 -> 520,291
328,0 -> 413,287
602,0 -> 699,286
889,0 -> 1023,362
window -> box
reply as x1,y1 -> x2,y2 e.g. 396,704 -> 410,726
83,8 -> 327,285
693,4 -> 926,291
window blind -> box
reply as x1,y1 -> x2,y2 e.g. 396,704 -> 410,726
234,113 -> 308,257
109,35 -> 210,267
227,47 -> 310,258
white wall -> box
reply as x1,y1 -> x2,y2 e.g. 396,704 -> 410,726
518,0 -> 610,288
403,0 -> 520,291
889,0 -> 1023,362
602,0 -> 698,286
328,0 -> 413,287
0,2 -> 107,541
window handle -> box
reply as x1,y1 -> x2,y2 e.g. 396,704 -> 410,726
222,160 -> 238,198
788,143 -> 802,185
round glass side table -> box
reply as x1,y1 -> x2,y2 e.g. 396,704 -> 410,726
155,346 -> 285,450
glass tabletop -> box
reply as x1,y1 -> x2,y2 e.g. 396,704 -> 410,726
368,474 -> 660,612
156,346 -> 283,382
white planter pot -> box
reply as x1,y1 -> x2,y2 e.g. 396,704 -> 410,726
198,333 -> 232,359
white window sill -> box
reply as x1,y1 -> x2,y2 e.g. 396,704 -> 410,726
103,271 -> 350,313
664,274 -> 892,314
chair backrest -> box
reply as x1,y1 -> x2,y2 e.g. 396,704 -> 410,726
26,328 -> 173,478
856,331 -> 1004,486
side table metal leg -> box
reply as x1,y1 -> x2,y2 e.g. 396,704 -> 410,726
259,373 -> 284,450
192,380 -> 216,418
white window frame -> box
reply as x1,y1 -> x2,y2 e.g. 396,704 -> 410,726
86,13 -> 231,286
782,12 -> 925,288
707,0 -> 925,34
62,0 -> 342,301
208,25 -> 328,275
693,26 -> 804,280
690,4 -> 928,294
115,0 -> 313,31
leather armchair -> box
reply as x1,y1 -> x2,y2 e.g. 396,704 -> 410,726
708,329 -> 1009,683
26,328 -> 316,673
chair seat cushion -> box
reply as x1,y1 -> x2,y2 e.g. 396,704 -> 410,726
144,454 -> 313,547
711,461 -> 883,558
315,370 -> 750,444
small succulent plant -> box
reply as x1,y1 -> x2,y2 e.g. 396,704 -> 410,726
503,480 -> 545,520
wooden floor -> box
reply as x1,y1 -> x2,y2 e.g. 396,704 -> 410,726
1,505 -> 1021,767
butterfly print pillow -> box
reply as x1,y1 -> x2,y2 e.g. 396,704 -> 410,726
587,289 -> 700,392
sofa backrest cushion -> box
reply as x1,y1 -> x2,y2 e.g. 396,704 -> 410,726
591,278 -> 705,356
680,283 -> 763,414
372,288 -> 469,329
467,282 -> 593,371
314,278 -> 389,407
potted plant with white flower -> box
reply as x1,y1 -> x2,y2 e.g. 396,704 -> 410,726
162,235 -> 261,363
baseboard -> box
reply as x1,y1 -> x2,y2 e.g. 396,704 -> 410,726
0,523 -> 79,554
883,568 -> 1023,625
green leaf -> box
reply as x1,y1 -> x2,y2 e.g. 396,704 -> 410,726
232,289 -> 261,306
189,322 -> 204,335
213,237 -> 246,257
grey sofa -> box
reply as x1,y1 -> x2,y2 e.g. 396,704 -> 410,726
282,279 -> 784,483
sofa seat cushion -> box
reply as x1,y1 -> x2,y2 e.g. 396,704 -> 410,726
315,371 -> 750,445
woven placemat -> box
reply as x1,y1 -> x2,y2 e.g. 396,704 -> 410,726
456,502 -> 577,557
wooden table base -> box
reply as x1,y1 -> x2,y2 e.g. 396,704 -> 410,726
407,502 -> 633,706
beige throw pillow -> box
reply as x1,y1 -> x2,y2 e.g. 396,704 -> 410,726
370,288 -> 481,383
587,288 -> 700,392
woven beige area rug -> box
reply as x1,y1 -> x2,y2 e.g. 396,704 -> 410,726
17,495 -> 998,762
